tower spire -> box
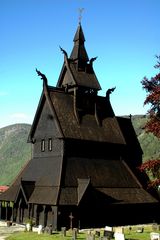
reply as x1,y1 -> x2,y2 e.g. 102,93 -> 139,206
70,23 -> 89,67
57,22 -> 101,91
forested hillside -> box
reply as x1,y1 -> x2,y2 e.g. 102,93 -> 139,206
131,115 -> 160,161
0,115 -> 159,185
0,124 -> 31,185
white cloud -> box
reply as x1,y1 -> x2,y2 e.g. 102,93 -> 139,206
10,113 -> 33,123
10,113 -> 27,119
0,112 -> 33,128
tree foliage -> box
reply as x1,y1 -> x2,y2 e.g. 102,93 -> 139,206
139,56 -> 160,189
139,159 -> 160,188
141,55 -> 160,138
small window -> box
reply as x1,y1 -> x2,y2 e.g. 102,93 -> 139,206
41,139 -> 45,152
48,138 -> 52,151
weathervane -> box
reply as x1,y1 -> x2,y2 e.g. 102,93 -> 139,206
78,8 -> 84,24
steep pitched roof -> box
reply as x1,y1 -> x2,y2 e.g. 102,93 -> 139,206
70,23 -> 89,62
97,188 -> 158,204
70,63 -> 101,89
21,156 -> 63,186
58,157 -> 158,205
117,117 -> 143,155
63,158 -> 141,188
0,185 -> 19,201
57,24 -> 101,91
0,160 -> 32,202
29,186 -> 59,205
57,62 -> 101,90
28,86 -> 125,144
49,90 -> 125,144
0,155 -> 63,204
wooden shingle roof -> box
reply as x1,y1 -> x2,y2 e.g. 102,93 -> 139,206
70,23 -> 89,63
22,156 -> 63,187
69,63 -> 101,90
57,23 -> 101,91
63,158 -> 141,188
97,188 -> 158,204
50,91 -> 125,144
29,186 -> 59,205
57,157 -> 158,205
57,60 -> 101,90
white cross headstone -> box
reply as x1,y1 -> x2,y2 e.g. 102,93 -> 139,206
114,232 -> 125,240
150,232 -> 160,240
38,225 -> 43,234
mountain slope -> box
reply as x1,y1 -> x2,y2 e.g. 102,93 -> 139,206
131,115 -> 160,161
0,116 -> 159,185
0,124 -> 31,185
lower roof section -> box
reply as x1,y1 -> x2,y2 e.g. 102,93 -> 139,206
0,185 -> 19,202
29,186 -> 59,205
63,158 -> 141,188
57,186 -> 158,206
97,187 -> 158,204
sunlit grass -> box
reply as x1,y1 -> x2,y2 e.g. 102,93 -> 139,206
122,225 -> 160,240
6,231 -> 86,240
6,225 -> 160,240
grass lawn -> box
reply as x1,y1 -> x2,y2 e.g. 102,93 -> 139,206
6,225 -> 160,240
6,231 -> 86,240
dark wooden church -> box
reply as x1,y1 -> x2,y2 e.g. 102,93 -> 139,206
0,23 -> 159,230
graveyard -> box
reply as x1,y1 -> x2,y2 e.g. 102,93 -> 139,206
2,223 -> 160,240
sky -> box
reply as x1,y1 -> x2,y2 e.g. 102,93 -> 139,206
0,0 -> 160,128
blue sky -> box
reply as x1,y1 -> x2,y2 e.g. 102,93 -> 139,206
0,0 -> 160,128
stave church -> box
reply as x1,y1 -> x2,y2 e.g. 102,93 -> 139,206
0,22 -> 159,230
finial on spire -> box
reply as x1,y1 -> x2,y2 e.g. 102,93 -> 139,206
78,8 -> 84,24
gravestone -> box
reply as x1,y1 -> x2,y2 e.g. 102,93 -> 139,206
26,223 -> 32,232
104,226 -> 113,231
136,227 -> 144,233
115,227 -> 124,234
104,226 -> 114,239
61,226 -> 66,236
44,226 -> 49,233
48,224 -> 52,235
37,225 -> 43,234
152,223 -> 159,231
86,232 -> 95,240
96,230 -> 100,237
114,232 -> 125,240
150,232 -> 160,240
72,228 -> 78,240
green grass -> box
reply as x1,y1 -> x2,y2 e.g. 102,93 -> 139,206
6,231 -> 86,240
6,225 -> 160,240
124,225 -> 160,240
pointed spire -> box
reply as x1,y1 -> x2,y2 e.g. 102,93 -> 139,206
73,23 -> 85,42
57,23 -> 101,91
70,23 -> 89,64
